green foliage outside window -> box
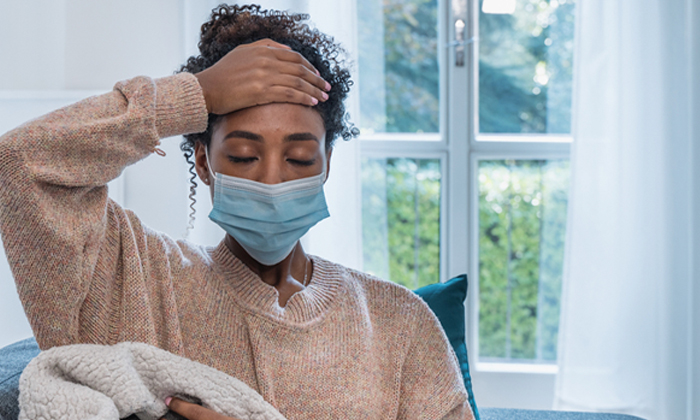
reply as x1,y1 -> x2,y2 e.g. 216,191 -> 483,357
478,160 -> 569,361
362,158 -> 441,289
358,0 -> 439,133
479,0 -> 576,134
358,0 -> 575,135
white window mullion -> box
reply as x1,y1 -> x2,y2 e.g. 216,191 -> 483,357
360,140 -> 448,156
446,0 -> 472,282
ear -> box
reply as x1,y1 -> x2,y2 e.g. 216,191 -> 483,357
324,148 -> 333,182
194,142 -> 211,185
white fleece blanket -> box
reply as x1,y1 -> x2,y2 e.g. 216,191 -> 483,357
18,342 -> 286,420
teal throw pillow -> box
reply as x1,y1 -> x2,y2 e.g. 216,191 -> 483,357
414,275 -> 480,420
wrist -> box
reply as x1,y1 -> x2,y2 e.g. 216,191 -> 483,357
154,74 -> 209,138
194,71 -> 214,114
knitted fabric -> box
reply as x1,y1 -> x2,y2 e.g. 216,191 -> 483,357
19,342 -> 285,420
0,73 -> 472,419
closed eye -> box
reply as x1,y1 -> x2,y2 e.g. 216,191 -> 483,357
288,159 -> 316,167
228,156 -> 257,163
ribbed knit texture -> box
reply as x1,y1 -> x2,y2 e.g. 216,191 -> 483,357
0,73 -> 473,420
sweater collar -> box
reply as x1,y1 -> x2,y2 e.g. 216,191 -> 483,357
210,240 -> 343,325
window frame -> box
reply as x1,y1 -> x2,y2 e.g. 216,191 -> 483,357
468,148 -> 570,374
357,0 -> 575,407
464,0 -> 573,374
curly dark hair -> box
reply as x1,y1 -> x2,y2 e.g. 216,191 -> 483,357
178,4 -> 358,234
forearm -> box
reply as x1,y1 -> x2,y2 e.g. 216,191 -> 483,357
0,73 -> 206,188
0,73 -> 206,348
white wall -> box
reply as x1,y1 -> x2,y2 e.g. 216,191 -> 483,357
0,1 -> 67,90
0,0 -> 192,348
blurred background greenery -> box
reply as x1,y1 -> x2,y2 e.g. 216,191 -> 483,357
478,160 -> 569,361
362,158 -> 442,289
479,0 -> 575,133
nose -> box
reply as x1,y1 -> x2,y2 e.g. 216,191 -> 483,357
258,159 -> 284,185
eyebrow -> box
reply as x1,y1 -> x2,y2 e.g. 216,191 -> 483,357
223,130 -> 263,142
284,132 -> 319,143
222,130 -> 319,143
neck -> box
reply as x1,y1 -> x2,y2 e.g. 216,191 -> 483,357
224,235 -> 309,288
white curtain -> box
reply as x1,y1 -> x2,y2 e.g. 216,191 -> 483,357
555,1 -> 697,419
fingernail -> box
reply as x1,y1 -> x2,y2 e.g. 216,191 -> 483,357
322,92 -> 329,101
316,69 -> 321,76
325,82 -> 332,91
311,97 -> 319,105
165,397 -> 172,406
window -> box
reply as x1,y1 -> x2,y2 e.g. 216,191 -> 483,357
356,0 -> 575,405
478,0 -> 575,135
357,0 -> 447,287
478,159 -> 569,362
473,0 -> 574,367
357,0 -> 441,135
361,157 -> 442,288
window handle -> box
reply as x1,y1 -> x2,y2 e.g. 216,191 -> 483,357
449,19 -> 477,67
445,38 -> 478,47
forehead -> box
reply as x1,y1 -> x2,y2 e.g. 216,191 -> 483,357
212,103 -> 326,145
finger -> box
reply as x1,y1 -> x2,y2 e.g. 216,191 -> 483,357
238,41 -> 323,80
270,49 -> 328,86
168,397 -> 223,420
271,58 -> 330,92
270,74 -> 329,103
258,85 -> 320,107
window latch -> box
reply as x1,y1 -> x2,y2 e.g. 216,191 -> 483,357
448,19 -> 476,67
445,37 -> 478,47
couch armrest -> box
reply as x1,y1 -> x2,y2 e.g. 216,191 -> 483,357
480,408 -> 646,420
0,338 -> 41,420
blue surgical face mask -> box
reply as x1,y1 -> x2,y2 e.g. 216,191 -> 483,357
205,148 -> 330,266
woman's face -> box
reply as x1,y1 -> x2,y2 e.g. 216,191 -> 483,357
195,103 -> 330,190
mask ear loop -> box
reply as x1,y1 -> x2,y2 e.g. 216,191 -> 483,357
204,146 -> 216,182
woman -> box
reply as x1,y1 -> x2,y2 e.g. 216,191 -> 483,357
0,5 -> 472,419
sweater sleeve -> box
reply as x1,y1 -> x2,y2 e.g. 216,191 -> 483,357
0,73 -> 208,350
397,299 -> 474,420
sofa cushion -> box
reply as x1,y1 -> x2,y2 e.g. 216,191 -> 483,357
0,337 -> 41,420
414,274 -> 479,420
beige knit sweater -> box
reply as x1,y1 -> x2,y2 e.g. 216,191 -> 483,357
0,73 -> 473,419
